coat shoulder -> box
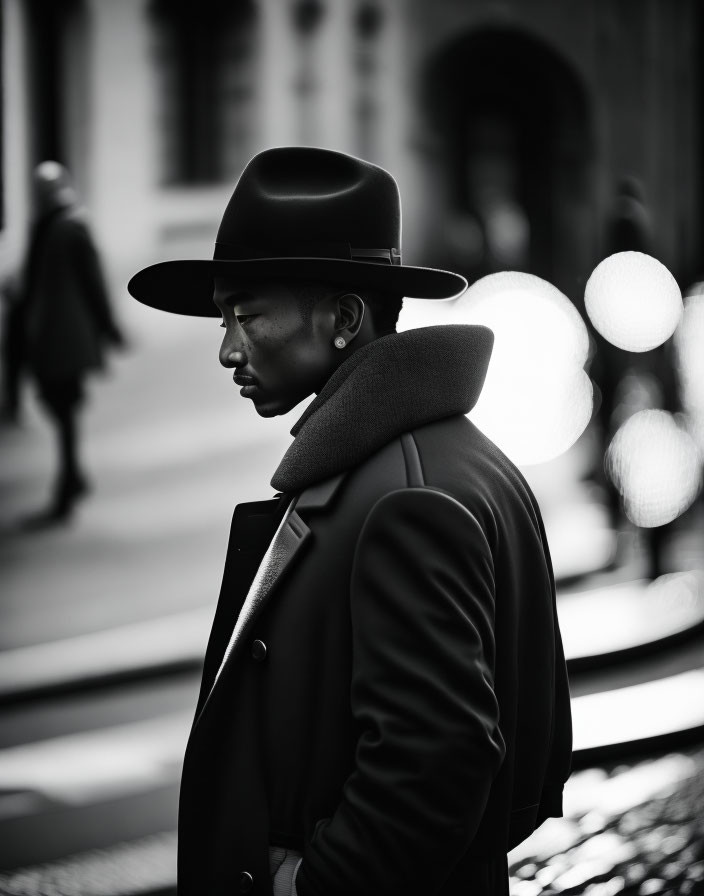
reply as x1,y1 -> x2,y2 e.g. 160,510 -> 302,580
327,413 -> 546,564
334,413 -> 538,514
407,414 -> 549,561
409,415 -> 539,509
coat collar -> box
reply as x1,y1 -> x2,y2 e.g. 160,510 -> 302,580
271,324 -> 494,494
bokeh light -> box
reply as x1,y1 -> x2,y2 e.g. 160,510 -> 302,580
584,251 -> 682,352
401,272 -> 593,465
446,272 -> 592,465
397,293 -> 458,331
606,409 -> 702,527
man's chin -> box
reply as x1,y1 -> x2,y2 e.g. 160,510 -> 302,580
250,396 -> 293,418
253,403 -> 280,418
246,389 -> 310,418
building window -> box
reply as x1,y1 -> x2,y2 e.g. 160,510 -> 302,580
148,0 -> 258,186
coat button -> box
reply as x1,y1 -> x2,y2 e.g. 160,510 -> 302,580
239,870 -> 254,892
251,639 -> 267,661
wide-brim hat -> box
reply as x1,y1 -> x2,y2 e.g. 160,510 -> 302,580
128,147 -> 466,317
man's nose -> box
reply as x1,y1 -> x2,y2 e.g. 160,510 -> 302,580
219,332 -> 247,369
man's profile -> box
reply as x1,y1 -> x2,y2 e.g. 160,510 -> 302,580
129,147 -> 571,896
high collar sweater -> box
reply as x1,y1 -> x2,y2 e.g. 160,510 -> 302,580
271,324 -> 494,495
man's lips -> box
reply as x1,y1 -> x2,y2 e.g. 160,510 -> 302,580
233,372 -> 259,397
233,373 -> 256,386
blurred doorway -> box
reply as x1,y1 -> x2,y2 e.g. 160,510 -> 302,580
423,26 -> 595,304
23,0 -> 89,199
147,0 -> 258,186
23,0 -> 83,166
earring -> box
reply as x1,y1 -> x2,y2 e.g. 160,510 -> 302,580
334,336 -> 346,349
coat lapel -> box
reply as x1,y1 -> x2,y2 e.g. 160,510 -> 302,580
195,472 -> 347,729
218,471 -> 346,673
193,503 -> 308,724
218,502 -> 310,680
193,497 -> 284,718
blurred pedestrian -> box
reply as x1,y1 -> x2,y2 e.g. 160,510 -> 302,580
590,175 -> 680,578
130,147 -> 572,896
0,270 -> 24,423
591,176 -> 656,461
17,161 -> 125,526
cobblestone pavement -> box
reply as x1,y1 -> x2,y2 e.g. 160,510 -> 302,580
0,744 -> 701,896
509,744 -> 704,896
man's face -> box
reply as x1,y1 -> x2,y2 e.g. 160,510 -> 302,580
213,278 -> 336,417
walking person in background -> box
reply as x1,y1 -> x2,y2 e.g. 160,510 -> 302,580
16,161 -> 126,527
129,147 -> 572,896
0,269 -> 24,424
590,175 -> 681,578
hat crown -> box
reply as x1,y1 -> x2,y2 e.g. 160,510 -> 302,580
215,147 -> 401,258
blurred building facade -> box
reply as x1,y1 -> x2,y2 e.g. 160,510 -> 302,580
0,0 -> 701,307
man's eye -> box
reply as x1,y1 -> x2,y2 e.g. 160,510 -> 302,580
236,314 -> 258,325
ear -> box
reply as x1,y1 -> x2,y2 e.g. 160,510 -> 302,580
334,293 -> 365,346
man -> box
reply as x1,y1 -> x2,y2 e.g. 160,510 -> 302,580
129,147 -> 571,896
14,162 -> 125,525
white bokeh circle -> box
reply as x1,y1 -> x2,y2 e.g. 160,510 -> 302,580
434,271 -> 593,465
585,251 -> 682,352
397,295 -> 458,332
606,409 -> 702,527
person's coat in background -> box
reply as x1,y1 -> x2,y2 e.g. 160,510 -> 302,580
178,325 -> 572,896
22,204 -> 121,385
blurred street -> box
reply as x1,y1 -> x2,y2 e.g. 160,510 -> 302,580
0,307 -> 293,649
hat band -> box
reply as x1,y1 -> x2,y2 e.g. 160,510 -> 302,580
214,241 -> 401,265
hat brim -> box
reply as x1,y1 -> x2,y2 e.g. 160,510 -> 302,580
127,258 -> 467,317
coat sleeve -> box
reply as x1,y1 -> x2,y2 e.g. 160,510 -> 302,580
295,487 -> 506,896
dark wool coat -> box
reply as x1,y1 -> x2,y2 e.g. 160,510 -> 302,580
178,325 -> 572,896
22,205 -> 116,382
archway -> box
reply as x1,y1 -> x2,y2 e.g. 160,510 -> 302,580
422,27 -> 595,305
